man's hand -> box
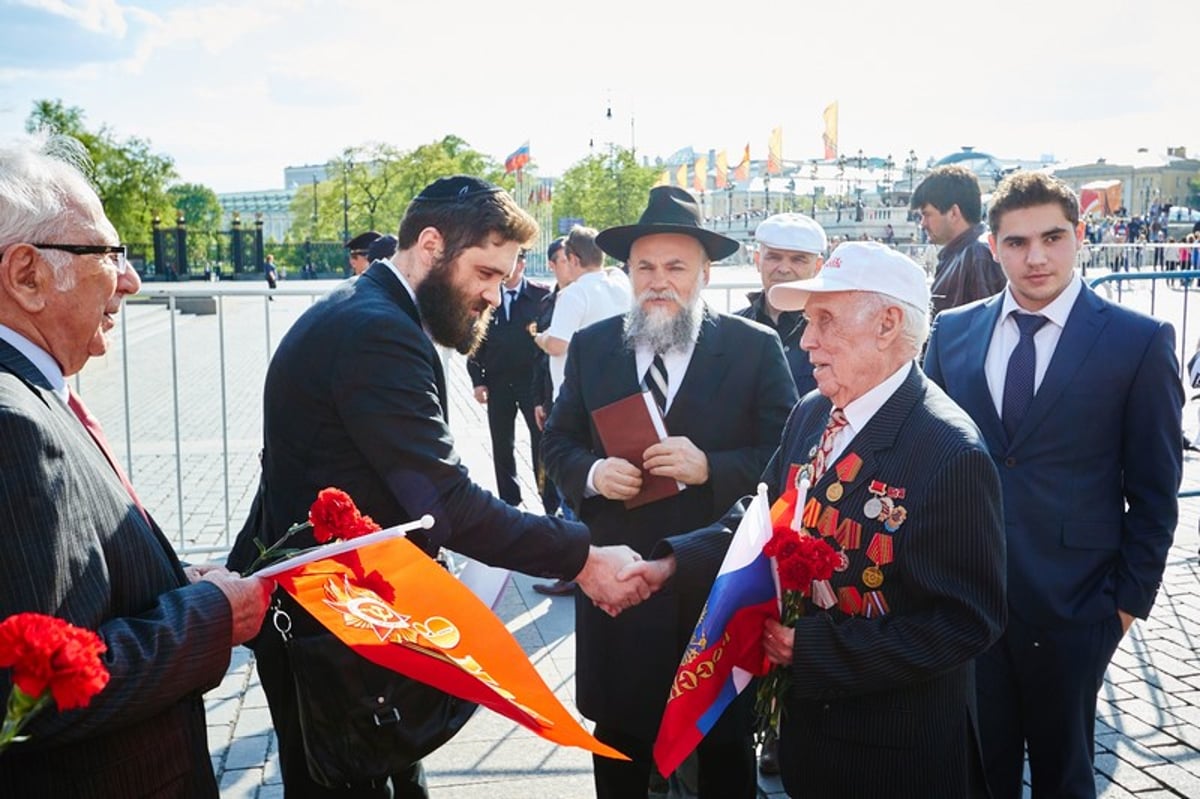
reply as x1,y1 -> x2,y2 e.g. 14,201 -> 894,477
183,562 -> 225,583
534,405 -> 547,431
593,457 -> 643,501
473,386 -> 488,405
614,555 -> 676,607
202,569 -> 273,646
575,545 -> 651,616
643,436 -> 709,485
763,617 -> 795,666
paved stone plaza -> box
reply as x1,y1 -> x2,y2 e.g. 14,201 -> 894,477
74,274 -> 1200,798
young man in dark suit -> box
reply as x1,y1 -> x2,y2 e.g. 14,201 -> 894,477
924,172 -> 1183,799
227,176 -> 646,798
0,135 -> 271,796
625,242 -> 1007,798
467,249 -> 551,509
542,185 -> 797,798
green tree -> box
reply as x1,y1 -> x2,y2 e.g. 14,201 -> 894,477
288,135 -> 508,242
552,146 -> 660,236
25,99 -> 177,243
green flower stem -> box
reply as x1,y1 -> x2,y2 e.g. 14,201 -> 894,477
0,686 -> 51,754
754,590 -> 806,744
243,521 -> 312,575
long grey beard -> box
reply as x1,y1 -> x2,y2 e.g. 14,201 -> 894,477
623,289 -> 703,354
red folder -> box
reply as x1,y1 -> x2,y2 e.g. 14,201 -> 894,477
590,392 -> 682,509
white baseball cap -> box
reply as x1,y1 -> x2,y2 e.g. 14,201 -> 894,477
768,241 -> 930,312
754,213 -> 828,254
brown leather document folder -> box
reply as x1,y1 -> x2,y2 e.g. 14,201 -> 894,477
590,392 -> 682,509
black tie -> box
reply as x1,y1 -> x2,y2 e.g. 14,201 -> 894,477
1001,312 -> 1049,439
644,354 -> 668,415
504,290 -> 517,322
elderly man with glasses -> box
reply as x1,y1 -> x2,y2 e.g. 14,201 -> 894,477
0,135 -> 272,796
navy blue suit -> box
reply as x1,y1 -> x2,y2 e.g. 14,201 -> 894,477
925,282 -> 1183,798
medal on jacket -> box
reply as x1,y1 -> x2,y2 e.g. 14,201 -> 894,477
862,532 -> 894,589
825,453 -> 862,503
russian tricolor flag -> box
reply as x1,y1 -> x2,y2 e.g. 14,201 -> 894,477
652,484 -> 778,777
504,141 -> 531,174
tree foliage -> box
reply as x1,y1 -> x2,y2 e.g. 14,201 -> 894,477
288,135 -> 509,242
552,147 -> 661,234
25,99 -> 179,243
167,183 -> 223,267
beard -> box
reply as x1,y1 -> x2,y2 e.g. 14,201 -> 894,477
623,287 -> 703,354
416,256 -> 493,355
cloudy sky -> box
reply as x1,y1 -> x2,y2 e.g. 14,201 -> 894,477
2,0 -> 1196,195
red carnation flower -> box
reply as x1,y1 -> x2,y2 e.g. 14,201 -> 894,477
309,488 -> 371,543
0,613 -> 109,715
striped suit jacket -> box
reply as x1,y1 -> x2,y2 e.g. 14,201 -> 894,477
668,364 -> 1006,798
0,340 -> 232,798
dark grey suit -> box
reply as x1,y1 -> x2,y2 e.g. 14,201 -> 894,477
669,365 -> 1007,798
0,339 -> 232,798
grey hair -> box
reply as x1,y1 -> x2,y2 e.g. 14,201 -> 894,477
855,291 -> 930,359
0,133 -> 98,287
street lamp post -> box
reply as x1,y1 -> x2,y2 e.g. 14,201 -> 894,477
726,183 -> 735,229
764,176 -> 771,217
786,179 -> 796,212
341,163 -> 350,244
810,161 -> 819,217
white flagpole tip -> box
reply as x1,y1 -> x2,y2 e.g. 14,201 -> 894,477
756,482 -> 768,496
419,514 -> 435,530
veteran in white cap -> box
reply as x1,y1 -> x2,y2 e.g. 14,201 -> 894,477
626,240 -> 1006,797
734,213 -> 829,396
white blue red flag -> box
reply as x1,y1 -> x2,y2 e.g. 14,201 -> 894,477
652,483 -> 777,777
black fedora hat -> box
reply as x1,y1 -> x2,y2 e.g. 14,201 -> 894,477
595,186 -> 740,262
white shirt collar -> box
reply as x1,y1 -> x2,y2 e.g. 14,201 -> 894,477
839,362 -> 912,442
999,273 -> 1081,329
0,323 -> 67,400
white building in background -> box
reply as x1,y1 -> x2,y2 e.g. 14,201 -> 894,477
1051,147 -> 1200,217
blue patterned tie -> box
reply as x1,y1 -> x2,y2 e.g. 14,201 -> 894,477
644,354 -> 669,416
1002,312 -> 1049,439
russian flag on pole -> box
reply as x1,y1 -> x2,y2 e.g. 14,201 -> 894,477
504,142 -> 531,174
652,484 -> 777,777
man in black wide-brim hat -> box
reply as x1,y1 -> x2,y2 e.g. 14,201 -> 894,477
542,185 -> 798,798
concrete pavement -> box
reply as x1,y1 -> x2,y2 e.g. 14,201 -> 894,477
77,273 -> 1200,797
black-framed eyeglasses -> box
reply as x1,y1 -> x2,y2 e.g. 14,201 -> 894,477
33,243 -> 128,275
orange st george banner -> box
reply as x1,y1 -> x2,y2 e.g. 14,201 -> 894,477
272,535 -> 628,761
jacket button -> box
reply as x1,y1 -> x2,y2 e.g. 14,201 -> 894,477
1004,457 -> 1017,467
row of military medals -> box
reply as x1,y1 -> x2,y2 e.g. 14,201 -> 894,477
795,446 -> 907,607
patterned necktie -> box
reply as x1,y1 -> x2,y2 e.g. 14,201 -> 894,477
504,289 -> 517,322
67,387 -> 149,524
812,407 -> 848,482
1001,312 -> 1049,439
643,354 -> 669,416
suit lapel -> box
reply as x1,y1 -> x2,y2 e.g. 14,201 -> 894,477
962,297 -> 1007,448
812,364 -> 923,500
363,262 -> 449,419
1010,285 -> 1107,448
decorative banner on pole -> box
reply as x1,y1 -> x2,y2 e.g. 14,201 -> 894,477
693,155 -> 708,194
715,150 -> 728,189
767,127 -> 783,175
676,162 -> 689,189
823,102 -> 838,160
272,534 -> 627,761
734,144 -> 751,183
505,142 -> 531,174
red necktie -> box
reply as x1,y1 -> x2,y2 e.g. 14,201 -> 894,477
67,388 -> 149,525
812,408 -> 848,482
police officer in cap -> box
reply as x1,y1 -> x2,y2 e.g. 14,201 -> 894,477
346,230 -> 382,276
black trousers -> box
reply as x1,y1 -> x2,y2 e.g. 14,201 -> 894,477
591,695 -> 755,799
253,631 -> 429,798
976,613 -> 1125,799
485,377 -> 543,509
